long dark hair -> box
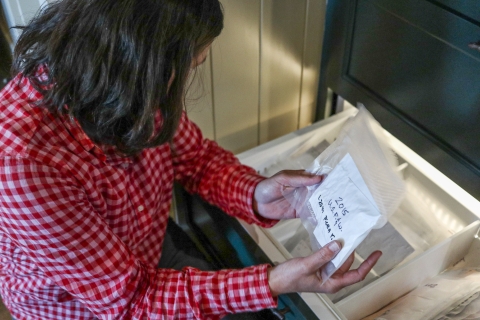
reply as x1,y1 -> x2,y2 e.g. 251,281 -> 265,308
12,0 -> 223,155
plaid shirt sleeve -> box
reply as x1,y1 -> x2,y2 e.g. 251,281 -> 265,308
172,112 -> 277,228
0,156 -> 277,319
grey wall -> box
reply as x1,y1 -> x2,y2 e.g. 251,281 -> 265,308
188,0 -> 326,153
2,0 -> 327,154
1,0 -> 47,41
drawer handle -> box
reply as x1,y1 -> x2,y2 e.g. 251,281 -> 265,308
468,41 -> 480,51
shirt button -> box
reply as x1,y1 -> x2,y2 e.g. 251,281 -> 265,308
138,205 -> 145,211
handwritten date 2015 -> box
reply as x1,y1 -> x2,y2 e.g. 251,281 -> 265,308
327,197 -> 350,232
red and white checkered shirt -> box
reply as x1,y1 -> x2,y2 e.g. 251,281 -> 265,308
0,75 -> 278,319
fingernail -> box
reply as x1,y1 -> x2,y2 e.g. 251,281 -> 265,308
328,240 -> 341,253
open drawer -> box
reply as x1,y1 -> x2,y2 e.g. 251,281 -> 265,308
236,107 -> 480,320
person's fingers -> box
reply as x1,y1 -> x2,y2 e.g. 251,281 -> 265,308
274,170 -> 325,188
332,251 -> 382,288
355,251 -> 382,278
303,240 -> 342,272
334,252 -> 355,275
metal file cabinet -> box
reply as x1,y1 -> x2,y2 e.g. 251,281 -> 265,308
175,0 -> 480,318
175,107 -> 480,319
174,0 -> 480,320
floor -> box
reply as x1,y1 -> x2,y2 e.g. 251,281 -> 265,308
0,297 -> 12,320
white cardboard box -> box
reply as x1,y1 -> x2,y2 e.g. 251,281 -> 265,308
237,108 -> 480,320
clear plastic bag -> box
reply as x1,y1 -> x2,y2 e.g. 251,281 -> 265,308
260,139 -> 330,178
286,105 -> 406,282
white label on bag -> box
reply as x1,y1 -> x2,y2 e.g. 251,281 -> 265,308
309,153 -> 382,267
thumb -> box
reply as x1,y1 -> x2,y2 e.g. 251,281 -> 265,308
303,240 -> 342,272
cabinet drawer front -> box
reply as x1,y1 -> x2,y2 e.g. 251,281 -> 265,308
346,0 -> 480,175
429,0 -> 480,26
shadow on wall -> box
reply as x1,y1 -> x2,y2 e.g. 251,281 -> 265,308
216,108 -> 304,155
0,2 -> 12,319
0,2 -> 12,90
0,296 -> 12,320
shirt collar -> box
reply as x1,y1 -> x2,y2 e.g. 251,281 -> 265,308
27,69 -> 134,166
62,116 -> 133,165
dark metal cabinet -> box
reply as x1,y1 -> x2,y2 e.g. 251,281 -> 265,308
317,0 -> 480,200
175,2 -> 480,318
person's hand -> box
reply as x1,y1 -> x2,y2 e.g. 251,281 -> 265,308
267,240 -> 382,296
253,170 -> 324,220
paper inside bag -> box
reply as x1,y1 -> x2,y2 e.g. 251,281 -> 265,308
308,153 -> 385,268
